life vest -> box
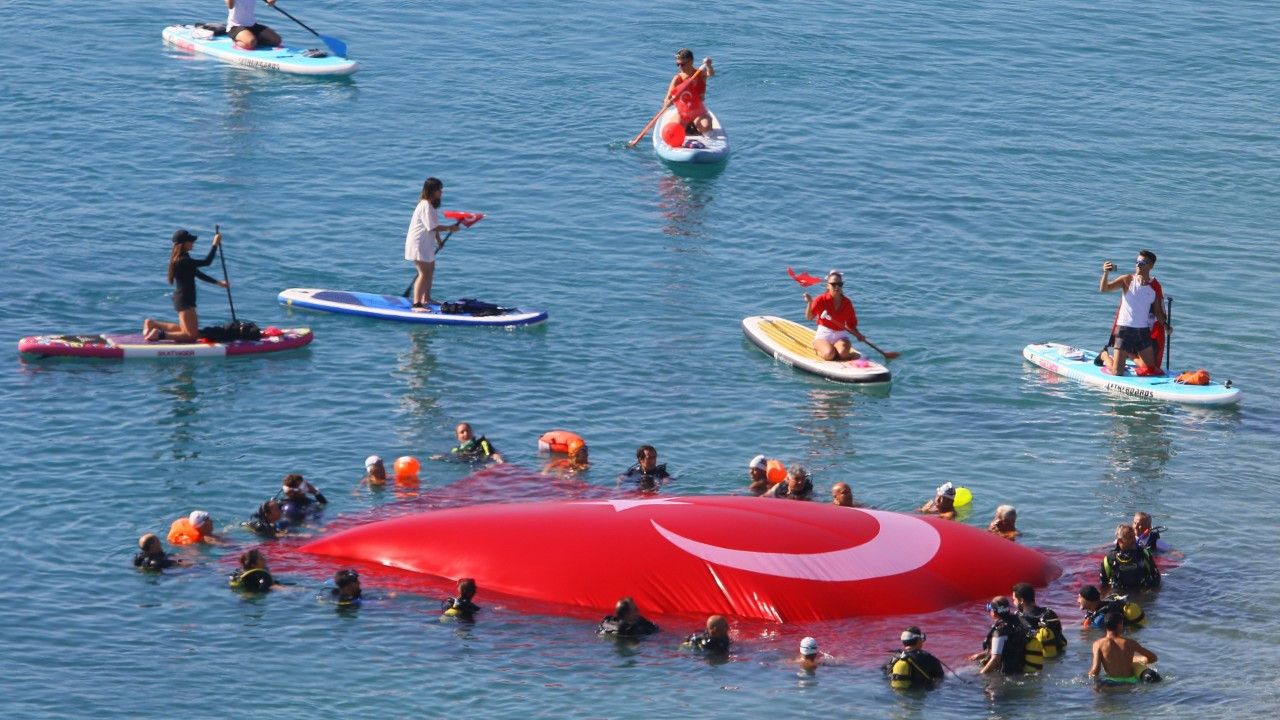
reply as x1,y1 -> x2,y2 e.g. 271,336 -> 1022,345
229,567 -> 274,592
1109,277 -> 1165,366
167,517 -> 204,546
453,436 -> 497,459
887,649 -> 942,689
133,551 -> 175,570
538,430 -> 585,455
440,597 -> 482,619
1103,546 -> 1161,589
983,619 -> 1036,675
683,631 -> 730,654
1175,369 -> 1210,385
1020,607 -> 1067,658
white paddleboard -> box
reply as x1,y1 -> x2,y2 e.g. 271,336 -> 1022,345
742,315 -> 891,384
1022,342 -> 1241,406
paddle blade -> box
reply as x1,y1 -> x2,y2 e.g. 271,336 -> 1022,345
320,34 -> 347,57
661,122 -> 686,148
444,211 -> 485,228
787,267 -> 824,287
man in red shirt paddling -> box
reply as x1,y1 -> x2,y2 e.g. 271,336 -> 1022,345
803,270 -> 865,361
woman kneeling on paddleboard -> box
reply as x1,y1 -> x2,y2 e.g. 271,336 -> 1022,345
143,230 -> 228,343
803,270 -> 864,361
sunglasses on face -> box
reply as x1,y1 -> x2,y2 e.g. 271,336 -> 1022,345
1136,260 -> 1148,266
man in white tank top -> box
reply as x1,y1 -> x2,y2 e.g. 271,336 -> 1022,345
227,0 -> 281,50
1098,250 -> 1171,377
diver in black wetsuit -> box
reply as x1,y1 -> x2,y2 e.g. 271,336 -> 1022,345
229,549 -> 276,592
683,615 -> 731,655
133,533 -> 182,571
143,229 -> 228,342
598,596 -> 659,637
441,578 -> 483,621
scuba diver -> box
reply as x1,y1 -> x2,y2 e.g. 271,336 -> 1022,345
1133,512 -> 1180,556
228,549 -> 276,592
763,466 -> 814,500
598,597 -> 659,637
280,473 -> 328,521
971,596 -> 1042,675
243,499 -> 290,538
326,569 -> 363,606
886,626 -> 944,689
1012,582 -> 1066,659
619,445 -> 672,492
1101,524 -> 1161,590
440,578 -> 482,621
682,615 -> 731,655
446,423 -> 504,464
133,533 -> 183,571
1078,584 -> 1146,629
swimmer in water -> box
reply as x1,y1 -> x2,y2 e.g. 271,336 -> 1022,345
229,548 -> 276,592
683,615 -> 731,655
831,482 -> 864,508
747,455 -> 771,495
988,505 -> 1019,540
1089,612 -> 1161,685
441,578 -> 482,621
442,423 -> 505,464
133,533 -> 183,571
886,626 -> 944,688
361,456 -> 387,487
328,569 -> 363,606
598,596 -> 659,637
620,445 -> 672,492
794,637 -> 825,672
1132,512 -> 1181,557
243,499 -> 289,538
763,466 -> 813,500
917,482 -> 957,520
168,510 -> 218,546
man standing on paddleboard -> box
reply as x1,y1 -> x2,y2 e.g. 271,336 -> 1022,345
1098,250 -> 1170,377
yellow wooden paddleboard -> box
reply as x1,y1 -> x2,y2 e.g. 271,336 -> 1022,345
742,315 -> 892,384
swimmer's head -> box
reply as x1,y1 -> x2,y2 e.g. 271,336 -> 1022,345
1011,582 -> 1035,605
455,423 -> 474,443
901,626 -> 925,647
188,510 -> 212,532
615,596 -> 638,621
1077,584 -> 1101,608
1104,611 -> 1126,632
707,615 -> 729,639
986,596 -> 1013,617
240,548 -> 265,570
139,533 -> 161,553
258,499 -> 282,524
365,455 -> 383,471
335,569 -> 360,589
457,577 -> 477,601
799,637 -> 819,657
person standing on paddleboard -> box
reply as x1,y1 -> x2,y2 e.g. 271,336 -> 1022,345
226,0 -> 281,50
1098,250 -> 1170,377
803,270 -> 865,361
664,49 -> 714,134
143,230 -> 228,342
405,178 -> 461,312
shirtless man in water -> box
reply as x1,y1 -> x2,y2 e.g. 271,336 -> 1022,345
1088,612 -> 1160,684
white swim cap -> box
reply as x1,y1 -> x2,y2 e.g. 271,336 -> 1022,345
365,455 -> 383,470
749,454 -> 767,470
800,637 -> 818,655
189,510 -> 210,527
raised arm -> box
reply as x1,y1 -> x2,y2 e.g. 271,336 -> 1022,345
1099,261 -> 1129,293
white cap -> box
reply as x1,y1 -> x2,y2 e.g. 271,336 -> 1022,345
749,454 -> 768,470
800,637 -> 818,655
189,510 -> 210,527
936,481 -> 955,498
365,455 -> 383,470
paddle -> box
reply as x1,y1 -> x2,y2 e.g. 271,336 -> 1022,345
401,211 -> 485,298
626,64 -> 707,148
269,2 -> 348,57
790,267 -> 900,359
214,224 -> 237,322
1164,297 -> 1172,372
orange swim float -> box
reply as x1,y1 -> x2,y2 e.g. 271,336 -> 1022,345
538,430 -> 586,455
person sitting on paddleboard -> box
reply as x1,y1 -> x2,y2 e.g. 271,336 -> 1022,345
143,230 -> 228,343
664,49 -> 714,135
405,178 -> 462,312
226,0 -> 281,50
1098,250 -> 1170,377
803,270 -> 865,361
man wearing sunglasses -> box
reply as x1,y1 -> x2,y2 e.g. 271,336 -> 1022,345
1098,250 -> 1171,377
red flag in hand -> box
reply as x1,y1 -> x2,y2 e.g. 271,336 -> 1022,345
787,267 -> 823,287
444,211 -> 485,228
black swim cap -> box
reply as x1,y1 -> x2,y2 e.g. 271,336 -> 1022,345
172,229 -> 198,244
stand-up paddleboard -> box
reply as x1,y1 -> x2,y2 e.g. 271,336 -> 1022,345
162,25 -> 359,76
18,328 -> 313,360
653,106 -> 730,164
742,316 -> 891,384
1022,342 -> 1241,406
278,289 -> 548,327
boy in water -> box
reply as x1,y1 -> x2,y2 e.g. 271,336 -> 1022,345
441,578 -> 482,621
1089,612 -> 1161,684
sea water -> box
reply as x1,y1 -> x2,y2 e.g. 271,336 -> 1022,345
3,0 -> 1278,717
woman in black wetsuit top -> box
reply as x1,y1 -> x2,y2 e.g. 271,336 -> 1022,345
143,229 -> 228,342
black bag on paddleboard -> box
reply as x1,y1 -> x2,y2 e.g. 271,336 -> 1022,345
196,23 -> 228,36
200,320 -> 262,342
439,299 -> 506,317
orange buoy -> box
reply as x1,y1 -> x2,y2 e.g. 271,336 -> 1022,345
538,430 -> 586,455
766,459 -> 788,484
394,456 -> 420,477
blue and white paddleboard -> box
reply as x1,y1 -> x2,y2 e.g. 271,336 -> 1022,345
278,289 -> 548,327
1022,342 -> 1241,406
653,106 -> 730,164
162,25 -> 359,76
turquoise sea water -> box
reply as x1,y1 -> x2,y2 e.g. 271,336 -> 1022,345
4,0 -> 1280,717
